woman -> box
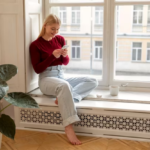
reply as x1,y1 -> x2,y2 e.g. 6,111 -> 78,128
30,14 -> 98,145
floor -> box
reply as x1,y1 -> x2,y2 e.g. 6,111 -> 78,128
1,130 -> 150,150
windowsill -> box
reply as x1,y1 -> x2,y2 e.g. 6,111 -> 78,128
29,88 -> 150,105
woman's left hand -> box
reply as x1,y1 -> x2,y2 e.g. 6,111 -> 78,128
62,49 -> 68,57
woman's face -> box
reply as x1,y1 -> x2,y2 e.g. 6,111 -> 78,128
44,23 -> 60,38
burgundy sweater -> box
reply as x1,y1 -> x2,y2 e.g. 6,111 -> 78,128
30,35 -> 69,74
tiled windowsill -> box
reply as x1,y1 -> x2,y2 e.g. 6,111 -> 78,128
29,88 -> 150,104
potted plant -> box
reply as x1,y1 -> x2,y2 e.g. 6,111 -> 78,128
0,64 -> 39,148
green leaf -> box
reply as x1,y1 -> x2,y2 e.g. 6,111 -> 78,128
0,64 -> 17,81
0,81 -> 9,101
0,114 -> 15,140
4,92 -> 39,108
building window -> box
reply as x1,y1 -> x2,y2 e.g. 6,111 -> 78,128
147,43 -> 150,61
59,7 -> 67,24
133,5 -> 143,25
72,7 -> 80,24
94,41 -> 102,60
95,7 -> 103,25
71,41 -> 80,59
132,42 -> 142,61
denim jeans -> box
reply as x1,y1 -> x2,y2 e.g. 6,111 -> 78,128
38,65 -> 98,127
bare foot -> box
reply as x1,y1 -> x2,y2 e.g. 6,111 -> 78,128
55,98 -> 58,105
65,124 -> 82,145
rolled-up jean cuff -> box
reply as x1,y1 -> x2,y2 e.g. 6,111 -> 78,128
63,115 -> 81,127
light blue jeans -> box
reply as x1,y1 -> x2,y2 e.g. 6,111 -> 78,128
38,65 -> 98,127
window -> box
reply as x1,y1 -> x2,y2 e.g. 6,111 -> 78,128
59,7 -> 67,24
94,7 -> 103,31
72,7 -> 80,25
133,5 -> 143,25
94,41 -> 102,60
132,42 -> 142,61
95,7 -> 103,25
71,41 -> 80,59
147,43 -> 150,61
47,0 -> 150,89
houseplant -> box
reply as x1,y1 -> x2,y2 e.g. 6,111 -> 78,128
0,64 -> 39,147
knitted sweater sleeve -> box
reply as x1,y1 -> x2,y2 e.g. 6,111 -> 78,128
30,43 -> 56,74
58,35 -> 70,65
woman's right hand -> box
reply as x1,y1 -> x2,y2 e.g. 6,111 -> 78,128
52,49 -> 62,58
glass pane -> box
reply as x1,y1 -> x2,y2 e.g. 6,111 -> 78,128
50,0 -> 103,2
139,12 -> 142,23
50,6 -> 103,79
147,50 -> 150,60
72,48 -> 75,58
77,47 -> 80,58
134,5 -> 143,10
95,48 -> 97,58
95,41 -> 102,46
100,48 -> 102,59
137,49 -> 141,60
132,49 -> 136,60
133,12 -> 137,24
115,5 -> 150,81
133,42 -> 142,47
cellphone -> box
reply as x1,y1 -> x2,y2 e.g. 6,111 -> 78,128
62,45 -> 69,50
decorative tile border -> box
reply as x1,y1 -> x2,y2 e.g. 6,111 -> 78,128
20,109 -> 150,132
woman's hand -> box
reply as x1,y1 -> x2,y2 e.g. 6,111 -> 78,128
62,49 -> 68,57
52,49 -> 62,58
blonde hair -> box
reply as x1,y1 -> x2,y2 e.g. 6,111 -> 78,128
38,14 -> 61,39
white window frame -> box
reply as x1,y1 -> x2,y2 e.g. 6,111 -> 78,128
45,0 -> 150,90
131,42 -> 142,62
71,41 -> 81,59
72,7 -> 80,25
133,5 -> 143,25
94,41 -> 103,60
59,7 -> 67,24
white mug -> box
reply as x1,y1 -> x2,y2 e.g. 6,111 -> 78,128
109,85 -> 119,96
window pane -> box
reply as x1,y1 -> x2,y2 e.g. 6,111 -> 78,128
133,42 -> 142,47
147,50 -> 150,60
132,49 -> 136,60
115,5 -> 150,81
50,6 -> 103,79
72,48 -> 75,58
100,48 -> 102,59
77,47 -> 80,58
133,12 -> 137,24
137,49 -> 141,60
95,48 -> 98,58
138,12 -> 142,24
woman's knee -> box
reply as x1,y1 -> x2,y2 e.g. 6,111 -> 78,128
58,81 -> 71,91
88,77 -> 99,88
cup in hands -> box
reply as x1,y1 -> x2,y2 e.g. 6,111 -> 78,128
109,85 -> 119,96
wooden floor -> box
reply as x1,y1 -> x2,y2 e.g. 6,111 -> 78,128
1,129 -> 150,150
